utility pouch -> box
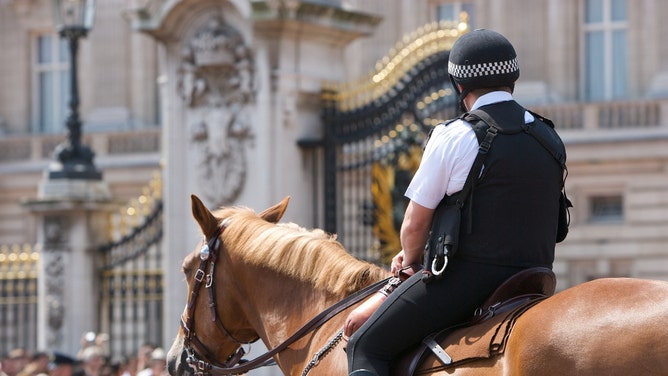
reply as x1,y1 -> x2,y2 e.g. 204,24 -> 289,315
556,191 -> 572,243
422,199 -> 463,282
524,109 -> 571,243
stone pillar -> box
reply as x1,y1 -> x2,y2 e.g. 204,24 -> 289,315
23,179 -> 113,355
130,3 -> 381,372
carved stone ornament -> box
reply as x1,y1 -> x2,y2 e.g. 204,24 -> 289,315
42,216 -> 67,348
44,216 -> 68,245
177,16 -> 256,207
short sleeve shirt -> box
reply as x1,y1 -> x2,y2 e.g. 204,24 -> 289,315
405,91 -> 533,209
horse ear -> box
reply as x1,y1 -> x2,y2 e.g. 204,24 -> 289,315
191,194 -> 219,237
258,196 -> 290,224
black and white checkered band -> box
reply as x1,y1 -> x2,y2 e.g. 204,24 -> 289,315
448,58 -> 519,78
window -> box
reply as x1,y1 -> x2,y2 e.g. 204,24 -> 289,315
582,0 -> 628,101
32,33 -> 70,134
588,194 -> 623,223
434,2 -> 475,29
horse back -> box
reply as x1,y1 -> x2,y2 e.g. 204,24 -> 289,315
504,278 -> 668,375
395,278 -> 668,375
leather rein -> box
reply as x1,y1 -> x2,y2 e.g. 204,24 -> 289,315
180,219 -> 390,376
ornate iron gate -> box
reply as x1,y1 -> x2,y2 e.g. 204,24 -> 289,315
98,172 -> 164,358
0,244 -> 39,354
321,21 -> 467,264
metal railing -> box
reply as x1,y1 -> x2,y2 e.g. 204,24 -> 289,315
0,244 -> 40,354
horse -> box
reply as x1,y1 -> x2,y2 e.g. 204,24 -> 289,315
167,195 -> 668,376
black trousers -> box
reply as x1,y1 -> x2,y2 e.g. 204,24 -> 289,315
346,259 -> 527,375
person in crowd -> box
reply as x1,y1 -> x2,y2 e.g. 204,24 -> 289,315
133,344 -> 155,376
76,332 -> 110,362
1,349 -> 30,376
147,349 -> 166,376
16,352 -> 49,376
78,347 -> 104,376
106,356 -> 129,376
48,353 -> 78,376
33,352 -> 50,375
117,355 -> 136,376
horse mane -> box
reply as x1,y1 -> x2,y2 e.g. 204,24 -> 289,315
215,207 -> 390,296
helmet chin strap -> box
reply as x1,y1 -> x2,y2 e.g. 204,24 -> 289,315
458,89 -> 470,112
450,75 -> 469,113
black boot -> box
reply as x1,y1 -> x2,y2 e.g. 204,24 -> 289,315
349,370 -> 378,376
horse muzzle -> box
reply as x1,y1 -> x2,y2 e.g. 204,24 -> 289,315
167,339 -> 193,376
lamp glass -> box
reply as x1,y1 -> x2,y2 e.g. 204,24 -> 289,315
53,0 -> 95,30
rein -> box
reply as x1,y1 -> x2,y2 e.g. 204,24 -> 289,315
181,220 -> 390,376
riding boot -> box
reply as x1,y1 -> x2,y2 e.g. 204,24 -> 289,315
349,370 -> 378,376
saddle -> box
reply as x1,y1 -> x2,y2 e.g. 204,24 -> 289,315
391,267 -> 556,376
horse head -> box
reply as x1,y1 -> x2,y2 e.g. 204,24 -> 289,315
167,194 -> 289,376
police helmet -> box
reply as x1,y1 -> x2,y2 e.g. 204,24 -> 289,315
448,29 -> 519,99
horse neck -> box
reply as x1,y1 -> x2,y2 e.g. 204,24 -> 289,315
222,220 -> 389,374
238,265 -> 347,341
231,266 -> 351,374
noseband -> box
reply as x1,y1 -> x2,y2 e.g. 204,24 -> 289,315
180,218 -> 259,375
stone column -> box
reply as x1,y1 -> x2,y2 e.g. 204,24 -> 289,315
23,179 -> 113,355
131,3 -> 381,372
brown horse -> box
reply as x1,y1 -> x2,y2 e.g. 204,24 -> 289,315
167,195 -> 668,376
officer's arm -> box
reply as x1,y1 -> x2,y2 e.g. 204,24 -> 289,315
400,200 -> 434,267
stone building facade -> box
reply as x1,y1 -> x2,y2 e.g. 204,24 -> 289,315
1,0 -> 668,366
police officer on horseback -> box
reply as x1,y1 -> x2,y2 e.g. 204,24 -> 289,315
345,29 -> 568,376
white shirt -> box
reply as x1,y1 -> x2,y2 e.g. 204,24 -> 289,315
404,91 -> 534,209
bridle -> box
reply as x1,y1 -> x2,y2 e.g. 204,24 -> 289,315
179,218 -> 390,376
180,218 -> 258,375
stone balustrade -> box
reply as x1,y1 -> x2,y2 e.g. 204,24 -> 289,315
532,99 -> 668,130
0,128 -> 161,163
1,100 -> 666,165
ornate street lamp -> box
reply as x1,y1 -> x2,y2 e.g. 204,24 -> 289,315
48,0 -> 101,180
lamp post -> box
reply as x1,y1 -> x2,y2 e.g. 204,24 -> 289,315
48,0 -> 101,180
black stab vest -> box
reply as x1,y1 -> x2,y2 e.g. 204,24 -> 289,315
448,100 -> 565,267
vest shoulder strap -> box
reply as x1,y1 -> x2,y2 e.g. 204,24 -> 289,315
460,109 -> 499,145
524,110 -> 566,168
444,109 -> 499,205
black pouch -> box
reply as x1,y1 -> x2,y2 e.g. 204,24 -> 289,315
556,192 -> 572,243
423,200 -> 463,281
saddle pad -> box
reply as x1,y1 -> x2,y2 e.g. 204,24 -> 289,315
395,299 -> 543,375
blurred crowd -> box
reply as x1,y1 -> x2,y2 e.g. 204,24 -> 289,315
0,333 -> 167,376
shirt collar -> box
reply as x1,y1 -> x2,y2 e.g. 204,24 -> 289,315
470,91 -> 513,111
